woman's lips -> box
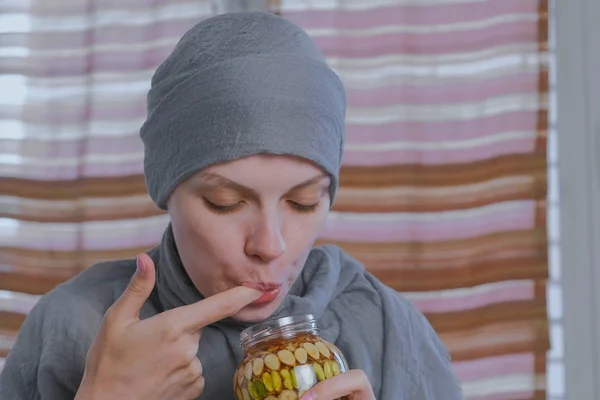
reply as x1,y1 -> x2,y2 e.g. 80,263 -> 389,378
242,282 -> 282,306
251,287 -> 281,305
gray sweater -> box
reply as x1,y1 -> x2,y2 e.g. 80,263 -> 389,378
0,225 -> 463,399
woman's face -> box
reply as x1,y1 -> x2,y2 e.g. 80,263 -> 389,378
167,154 -> 331,322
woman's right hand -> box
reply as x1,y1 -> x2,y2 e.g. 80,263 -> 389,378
75,253 -> 262,400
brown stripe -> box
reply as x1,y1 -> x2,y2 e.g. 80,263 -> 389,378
317,227 -> 548,269
318,229 -> 547,261
0,200 -> 165,223
446,331 -> 549,363
0,312 -> 25,331
536,0 -> 549,157
529,391 -> 548,400
341,153 -> 547,188
333,175 -> 546,213
1,253 -> 547,295
0,153 -> 547,200
0,246 -> 151,271
0,269 -> 84,295
440,318 -> 550,361
0,175 -> 149,199
374,256 -> 548,292
426,298 -> 547,333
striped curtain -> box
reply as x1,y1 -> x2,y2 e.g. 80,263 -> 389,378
1,1 -> 550,399
271,0 -> 550,399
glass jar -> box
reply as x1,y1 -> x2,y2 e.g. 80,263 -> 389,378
234,314 -> 349,400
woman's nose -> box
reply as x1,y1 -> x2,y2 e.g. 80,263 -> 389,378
244,217 -> 286,262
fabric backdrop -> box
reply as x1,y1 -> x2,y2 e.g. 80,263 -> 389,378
0,0 -> 550,399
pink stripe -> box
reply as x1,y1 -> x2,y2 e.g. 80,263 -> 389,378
1,135 -> 143,160
17,102 -> 146,125
4,111 -> 538,158
91,102 -> 147,120
281,0 -> 538,29
452,353 -> 535,382
23,227 -> 165,252
3,162 -> 145,180
314,21 -> 538,57
342,137 -> 537,166
22,23 -> 537,77
30,0 -> 198,15
4,136 -> 536,180
27,19 -> 199,50
82,230 -> 165,251
320,201 -> 535,242
21,47 -> 174,77
346,111 -> 538,143
348,73 -> 539,107
410,281 -> 534,313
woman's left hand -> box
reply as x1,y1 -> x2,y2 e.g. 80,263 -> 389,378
299,369 -> 376,400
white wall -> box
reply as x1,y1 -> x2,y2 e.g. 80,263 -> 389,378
555,0 -> 600,399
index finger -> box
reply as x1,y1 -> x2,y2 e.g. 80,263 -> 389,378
169,286 -> 262,332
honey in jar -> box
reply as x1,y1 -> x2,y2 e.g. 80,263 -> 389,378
234,314 -> 349,400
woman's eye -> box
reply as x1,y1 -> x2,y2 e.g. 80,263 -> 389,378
202,198 -> 242,214
289,201 -> 321,213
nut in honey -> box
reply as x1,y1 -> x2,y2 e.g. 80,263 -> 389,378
235,315 -> 349,400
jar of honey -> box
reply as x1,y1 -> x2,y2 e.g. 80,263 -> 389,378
234,314 -> 349,400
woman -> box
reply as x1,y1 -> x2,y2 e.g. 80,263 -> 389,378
0,11 -> 463,400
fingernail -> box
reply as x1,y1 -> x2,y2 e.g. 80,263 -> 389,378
300,391 -> 317,400
136,254 -> 147,275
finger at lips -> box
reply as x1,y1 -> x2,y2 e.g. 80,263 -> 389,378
167,286 -> 262,333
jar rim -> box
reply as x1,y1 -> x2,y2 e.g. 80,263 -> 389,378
240,314 -> 317,347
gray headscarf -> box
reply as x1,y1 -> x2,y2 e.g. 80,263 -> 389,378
140,11 -> 346,210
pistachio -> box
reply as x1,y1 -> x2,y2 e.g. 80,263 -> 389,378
255,380 -> 268,398
271,370 -> 283,392
332,361 -> 341,376
324,361 -> 334,379
248,381 -> 260,400
291,367 -> 298,389
280,369 -> 294,390
262,372 -> 274,392
313,362 -> 325,381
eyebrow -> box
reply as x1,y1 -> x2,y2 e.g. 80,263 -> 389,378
197,172 -> 330,196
